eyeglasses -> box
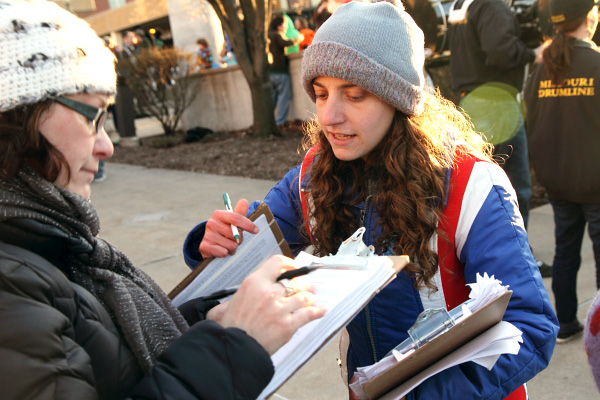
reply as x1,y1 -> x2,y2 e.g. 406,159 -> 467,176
54,96 -> 108,135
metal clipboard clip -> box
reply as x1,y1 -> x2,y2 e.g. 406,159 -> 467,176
385,300 -> 474,358
317,227 -> 376,270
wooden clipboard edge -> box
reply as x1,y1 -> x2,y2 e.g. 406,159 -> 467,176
389,255 -> 410,274
262,254 -> 410,398
168,202 -> 291,300
363,290 -> 513,400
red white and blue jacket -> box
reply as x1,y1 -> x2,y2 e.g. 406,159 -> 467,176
183,149 -> 558,400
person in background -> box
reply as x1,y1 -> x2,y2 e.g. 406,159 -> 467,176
0,2 -> 324,399
295,16 -> 316,50
220,33 -> 237,66
283,13 -> 302,55
149,28 -> 165,48
134,28 -> 153,50
185,2 -> 558,399
313,0 -> 332,31
268,16 -> 303,128
196,38 -> 214,69
447,0 -> 552,277
525,0 -> 600,343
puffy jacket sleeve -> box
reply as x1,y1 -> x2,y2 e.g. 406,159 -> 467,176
0,241 -> 274,400
183,166 -> 308,268
474,0 -> 535,69
408,162 -> 558,399
0,242 -> 131,399
130,321 -> 274,400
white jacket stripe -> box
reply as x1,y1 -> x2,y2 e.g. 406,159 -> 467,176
455,161 -> 521,258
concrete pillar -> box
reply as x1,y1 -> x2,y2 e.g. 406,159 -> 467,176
167,0 -> 225,58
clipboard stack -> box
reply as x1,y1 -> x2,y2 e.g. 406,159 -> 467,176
166,202 -> 411,399
350,274 -> 523,400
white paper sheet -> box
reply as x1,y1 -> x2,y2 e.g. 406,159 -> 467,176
258,252 -> 400,399
172,215 -> 283,306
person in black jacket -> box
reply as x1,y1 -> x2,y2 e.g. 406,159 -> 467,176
447,0 -> 552,277
0,1 -> 324,399
268,16 -> 303,128
524,0 -> 600,344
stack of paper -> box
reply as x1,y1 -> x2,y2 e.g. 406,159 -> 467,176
374,322 -> 522,400
465,272 -> 510,314
349,273 -> 522,400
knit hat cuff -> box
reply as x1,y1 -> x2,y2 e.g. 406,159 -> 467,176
302,41 -> 425,116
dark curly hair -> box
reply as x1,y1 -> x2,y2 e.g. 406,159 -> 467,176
302,91 -> 492,290
0,102 -> 68,183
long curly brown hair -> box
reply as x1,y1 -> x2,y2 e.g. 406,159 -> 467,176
302,90 -> 492,290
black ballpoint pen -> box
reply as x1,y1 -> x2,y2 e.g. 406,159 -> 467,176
198,263 -> 323,302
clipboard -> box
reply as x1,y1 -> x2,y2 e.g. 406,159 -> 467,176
168,202 -> 292,302
259,254 -> 409,399
361,290 -> 513,400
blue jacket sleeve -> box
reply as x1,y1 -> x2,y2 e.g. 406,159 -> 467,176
183,166 -> 309,269
412,172 -> 558,399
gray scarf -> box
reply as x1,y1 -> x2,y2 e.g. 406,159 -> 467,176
0,167 -> 188,372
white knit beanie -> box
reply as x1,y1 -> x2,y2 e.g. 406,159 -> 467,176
0,0 -> 117,112
301,1 -> 425,116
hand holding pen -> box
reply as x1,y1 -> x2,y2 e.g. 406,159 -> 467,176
223,193 -> 240,243
199,195 -> 259,259
200,263 -> 324,301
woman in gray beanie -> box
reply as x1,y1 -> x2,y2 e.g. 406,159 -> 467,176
188,1 -> 558,399
0,1 -> 324,399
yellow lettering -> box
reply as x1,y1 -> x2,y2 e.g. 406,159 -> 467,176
538,86 -> 595,98
539,80 -> 553,89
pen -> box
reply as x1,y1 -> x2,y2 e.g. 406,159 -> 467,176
223,192 -> 241,244
198,264 -> 323,302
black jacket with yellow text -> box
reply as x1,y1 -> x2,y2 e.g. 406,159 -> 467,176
524,39 -> 600,203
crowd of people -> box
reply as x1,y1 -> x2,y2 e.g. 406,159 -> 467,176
2,0 -> 600,398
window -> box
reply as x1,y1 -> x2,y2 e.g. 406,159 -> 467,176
109,0 -> 126,8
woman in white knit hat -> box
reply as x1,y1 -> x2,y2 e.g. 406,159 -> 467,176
187,1 -> 559,398
0,1 -> 325,399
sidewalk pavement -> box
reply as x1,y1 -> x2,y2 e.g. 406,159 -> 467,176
92,162 -> 599,399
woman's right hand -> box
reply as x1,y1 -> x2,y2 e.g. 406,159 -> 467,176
217,255 -> 326,354
199,198 -> 259,259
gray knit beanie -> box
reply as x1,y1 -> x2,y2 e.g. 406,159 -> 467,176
301,1 -> 425,116
0,0 -> 117,112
